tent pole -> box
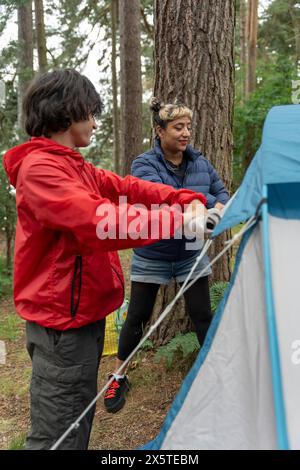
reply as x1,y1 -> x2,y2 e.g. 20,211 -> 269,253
262,184 -> 289,450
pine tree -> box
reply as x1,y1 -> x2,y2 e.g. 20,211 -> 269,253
111,0 -> 120,174
119,0 -> 143,176
34,0 -> 48,73
246,0 -> 258,98
17,0 -> 34,130
148,0 -> 235,346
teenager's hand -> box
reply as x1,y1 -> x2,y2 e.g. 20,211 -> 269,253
183,200 -> 207,239
185,199 -> 208,218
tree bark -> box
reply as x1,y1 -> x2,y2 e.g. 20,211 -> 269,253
244,0 -> 258,170
119,0 -> 143,176
240,0 -> 248,102
34,0 -> 48,73
154,0 -> 234,282
246,0 -> 258,98
148,0 -> 235,346
18,0 -> 34,131
111,0 -> 121,174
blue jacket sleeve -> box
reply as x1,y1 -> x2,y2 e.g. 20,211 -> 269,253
131,157 -> 163,184
206,161 -> 230,208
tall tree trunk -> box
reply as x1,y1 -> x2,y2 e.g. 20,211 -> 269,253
148,0 -> 235,346
246,0 -> 258,98
18,0 -> 34,131
154,0 -> 234,283
240,0 -> 247,102
111,0 -> 121,174
119,0 -> 143,176
244,0 -> 258,170
34,0 -> 48,73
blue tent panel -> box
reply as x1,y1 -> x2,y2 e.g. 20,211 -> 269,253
214,105 -> 300,237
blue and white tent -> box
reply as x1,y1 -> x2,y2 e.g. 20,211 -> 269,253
144,104 -> 300,450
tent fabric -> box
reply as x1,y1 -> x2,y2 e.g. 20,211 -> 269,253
262,105 -> 300,185
146,212 -> 300,450
214,104 -> 300,236
269,214 -> 300,450
145,225 -> 277,450
268,183 -> 300,220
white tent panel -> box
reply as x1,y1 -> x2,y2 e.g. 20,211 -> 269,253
161,226 -> 277,450
269,215 -> 300,449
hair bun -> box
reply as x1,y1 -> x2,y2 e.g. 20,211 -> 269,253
150,97 -> 162,113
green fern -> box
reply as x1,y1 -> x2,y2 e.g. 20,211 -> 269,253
140,339 -> 154,350
210,281 -> 228,314
154,282 -> 228,370
155,332 -> 199,370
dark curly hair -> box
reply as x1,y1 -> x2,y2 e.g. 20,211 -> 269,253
23,69 -> 103,137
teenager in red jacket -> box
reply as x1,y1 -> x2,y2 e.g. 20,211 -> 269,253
2,69 -> 206,450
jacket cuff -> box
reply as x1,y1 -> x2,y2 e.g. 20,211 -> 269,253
205,193 -> 217,208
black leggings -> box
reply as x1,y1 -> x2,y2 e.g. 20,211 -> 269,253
118,276 -> 212,361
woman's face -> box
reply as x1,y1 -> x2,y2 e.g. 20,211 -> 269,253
157,116 -> 192,154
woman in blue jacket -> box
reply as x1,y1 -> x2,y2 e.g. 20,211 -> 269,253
104,99 -> 229,413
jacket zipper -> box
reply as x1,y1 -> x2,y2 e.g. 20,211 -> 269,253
180,170 -> 187,189
70,254 -> 82,318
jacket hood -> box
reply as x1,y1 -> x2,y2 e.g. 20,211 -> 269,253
2,137 -> 83,187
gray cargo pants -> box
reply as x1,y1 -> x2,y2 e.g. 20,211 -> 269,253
25,319 -> 105,450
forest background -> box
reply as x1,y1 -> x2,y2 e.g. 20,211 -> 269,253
0,0 -> 299,450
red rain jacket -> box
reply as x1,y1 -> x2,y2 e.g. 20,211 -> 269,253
3,137 -> 206,330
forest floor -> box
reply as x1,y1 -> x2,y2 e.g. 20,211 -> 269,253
0,248 -> 189,450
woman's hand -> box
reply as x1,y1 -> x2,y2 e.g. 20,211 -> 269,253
214,202 -> 225,211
